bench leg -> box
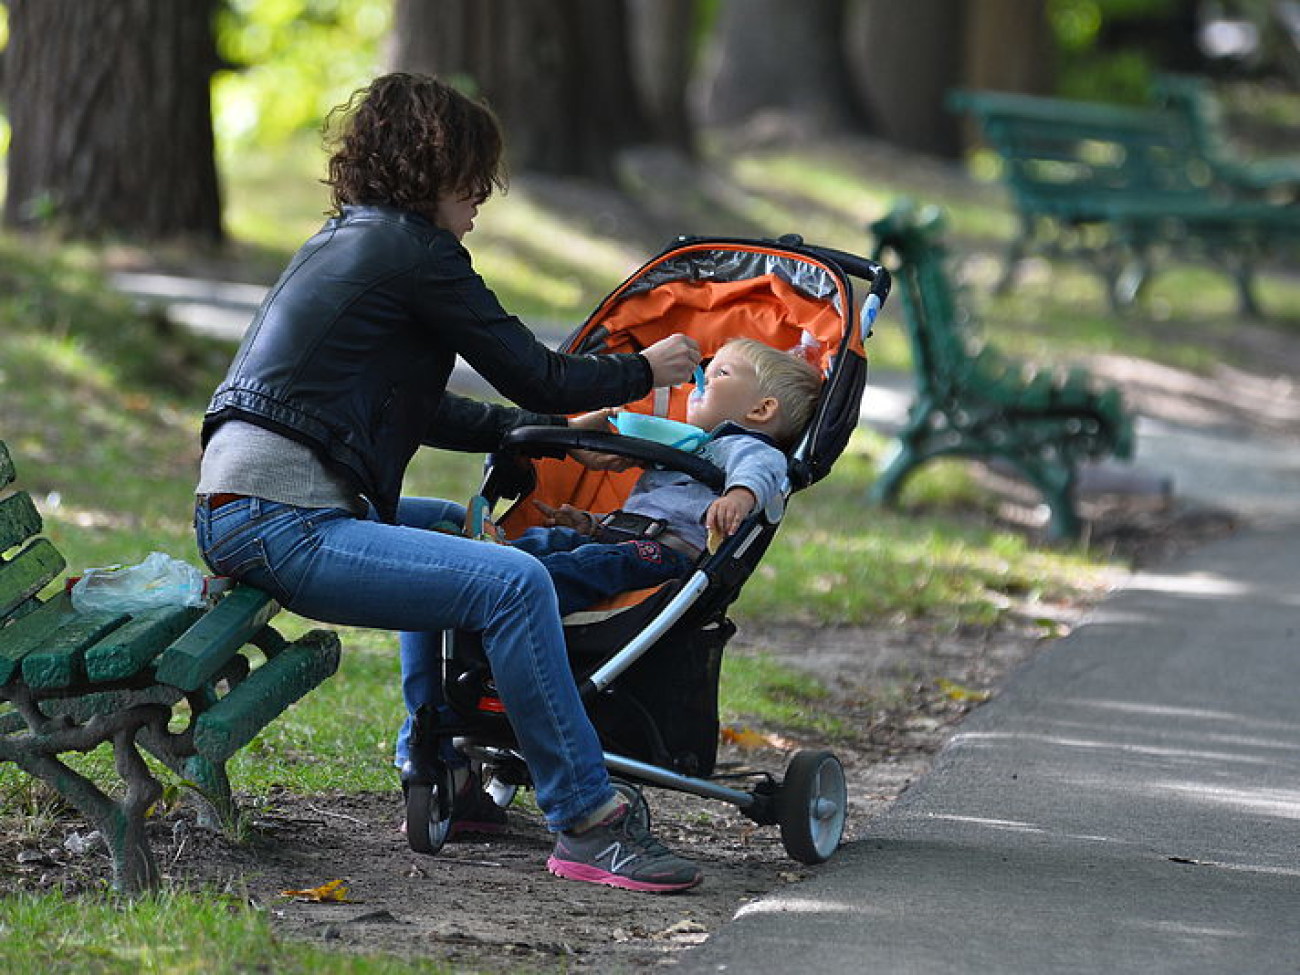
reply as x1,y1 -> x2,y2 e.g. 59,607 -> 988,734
995,223 -> 1031,294
1012,455 -> 1082,542
1231,261 -> 1262,319
868,438 -> 919,506
138,732 -> 238,832
3,712 -> 168,894
182,754 -> 238,830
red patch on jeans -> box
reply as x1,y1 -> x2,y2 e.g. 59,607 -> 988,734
630,539 -> 664,563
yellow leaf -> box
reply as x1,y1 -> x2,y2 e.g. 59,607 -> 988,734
280,879 -> 355,903
721,726 -> 776,750
937,679 -> 991,703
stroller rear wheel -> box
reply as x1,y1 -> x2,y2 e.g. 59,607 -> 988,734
405,764 -> 455,856
777,750 -> 847,864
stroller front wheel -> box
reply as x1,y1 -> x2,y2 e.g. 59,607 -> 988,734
405,765 -> 455,856
777,750 -> 847,864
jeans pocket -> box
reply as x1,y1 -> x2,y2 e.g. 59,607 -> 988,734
197,502 -> 299,604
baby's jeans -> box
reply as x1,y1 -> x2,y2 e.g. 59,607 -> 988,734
510,526 -> 695,617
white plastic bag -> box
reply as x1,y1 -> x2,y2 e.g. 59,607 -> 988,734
70,551 -> 208,614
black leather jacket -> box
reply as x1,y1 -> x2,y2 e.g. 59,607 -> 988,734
202,205 -> 652,523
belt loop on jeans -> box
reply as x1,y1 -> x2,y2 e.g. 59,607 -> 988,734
202,492 -> 247,511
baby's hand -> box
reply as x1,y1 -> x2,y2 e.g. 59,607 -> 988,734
704,488 -> 757,538
532,499 -> 597,534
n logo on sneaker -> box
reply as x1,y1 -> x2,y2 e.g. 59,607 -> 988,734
597,842 -> 639,874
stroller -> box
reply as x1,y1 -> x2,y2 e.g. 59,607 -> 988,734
403,233 -> 890,865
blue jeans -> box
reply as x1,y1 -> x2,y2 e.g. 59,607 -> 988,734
194,495 -> 612,831
510,527 -> 695,617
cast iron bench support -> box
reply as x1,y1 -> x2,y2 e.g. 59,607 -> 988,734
0,439 -> 341,893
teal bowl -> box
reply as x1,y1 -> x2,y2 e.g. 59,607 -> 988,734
612,412 -> 708,451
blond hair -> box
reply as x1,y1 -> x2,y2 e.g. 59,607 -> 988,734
724,338 -> 824,449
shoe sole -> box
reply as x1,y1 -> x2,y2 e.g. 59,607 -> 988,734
546,855 -> 703,893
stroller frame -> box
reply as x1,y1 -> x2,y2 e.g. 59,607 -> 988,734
403,233 -> 890,866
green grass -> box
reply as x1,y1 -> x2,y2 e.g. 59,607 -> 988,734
0,890 -> 444,974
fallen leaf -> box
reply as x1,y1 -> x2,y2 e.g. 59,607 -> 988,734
720,726 -> 774,750
280,879 -> 357,903
936,678 -> 991,703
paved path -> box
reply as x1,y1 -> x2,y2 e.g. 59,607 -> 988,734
683,383 -> 1300,971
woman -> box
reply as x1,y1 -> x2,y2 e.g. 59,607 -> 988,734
195,74 -> 703,893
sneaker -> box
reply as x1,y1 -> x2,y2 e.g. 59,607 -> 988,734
448,772 -> 509,840
547,803 -> 703,893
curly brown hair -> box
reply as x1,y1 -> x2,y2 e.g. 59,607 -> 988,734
323,73 -> 507,222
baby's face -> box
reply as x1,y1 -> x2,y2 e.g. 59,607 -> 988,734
687,345 -> 764,431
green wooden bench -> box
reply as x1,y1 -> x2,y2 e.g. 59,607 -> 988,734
1152,73 -> 1300,201
0,439 -> 341,892
867,201 -> 1135,541
949,87 -> 1300,318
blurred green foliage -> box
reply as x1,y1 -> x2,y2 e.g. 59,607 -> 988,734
213,0 -> 391,155
1048,0 -> 1180,102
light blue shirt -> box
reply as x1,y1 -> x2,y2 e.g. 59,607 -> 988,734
621,423 -> 787,551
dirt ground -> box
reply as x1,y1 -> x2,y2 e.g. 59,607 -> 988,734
4,329 -> 1296,971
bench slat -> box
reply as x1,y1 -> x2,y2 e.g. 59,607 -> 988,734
22,609 -> 133,689
0,592 -> 76,684
192,630 -> 341,763
154,586 -> 279,691
0,492 -> 42,555
0,538 -> 67,621
84,605 -> 207,683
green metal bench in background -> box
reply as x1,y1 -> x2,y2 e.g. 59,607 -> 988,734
867,202 -> 1135,541
0,438 -> 341,892
1151,73 -> 1300,202
949,87 -> 1300,318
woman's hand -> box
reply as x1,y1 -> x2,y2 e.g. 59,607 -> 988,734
640,334 -> 702,388
566,409 -> 633,471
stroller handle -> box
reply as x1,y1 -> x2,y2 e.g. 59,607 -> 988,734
497,426 -> 727,492
801,244 -> 888,286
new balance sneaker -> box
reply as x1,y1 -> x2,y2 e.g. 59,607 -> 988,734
547,802 -> 703,893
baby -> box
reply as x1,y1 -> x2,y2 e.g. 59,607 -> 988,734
511,338 -> 824,616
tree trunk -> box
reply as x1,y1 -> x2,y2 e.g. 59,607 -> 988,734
696,0 -> 865,134
4,0 -> 223,243
964,0 -> 1055,95
848,0 -> 966,157
627,0 -> 698,155
390,0 -> 650,182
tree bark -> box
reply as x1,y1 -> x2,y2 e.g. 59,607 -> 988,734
848,0 -> 966,157
390,0 -> 651,182
4,0 -> 223,243
627,0 -> 698,155
696,0 -> 865,134
963,0 -> 1055,96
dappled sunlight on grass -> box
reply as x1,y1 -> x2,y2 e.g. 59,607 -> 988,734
734,437 -> 1106,627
